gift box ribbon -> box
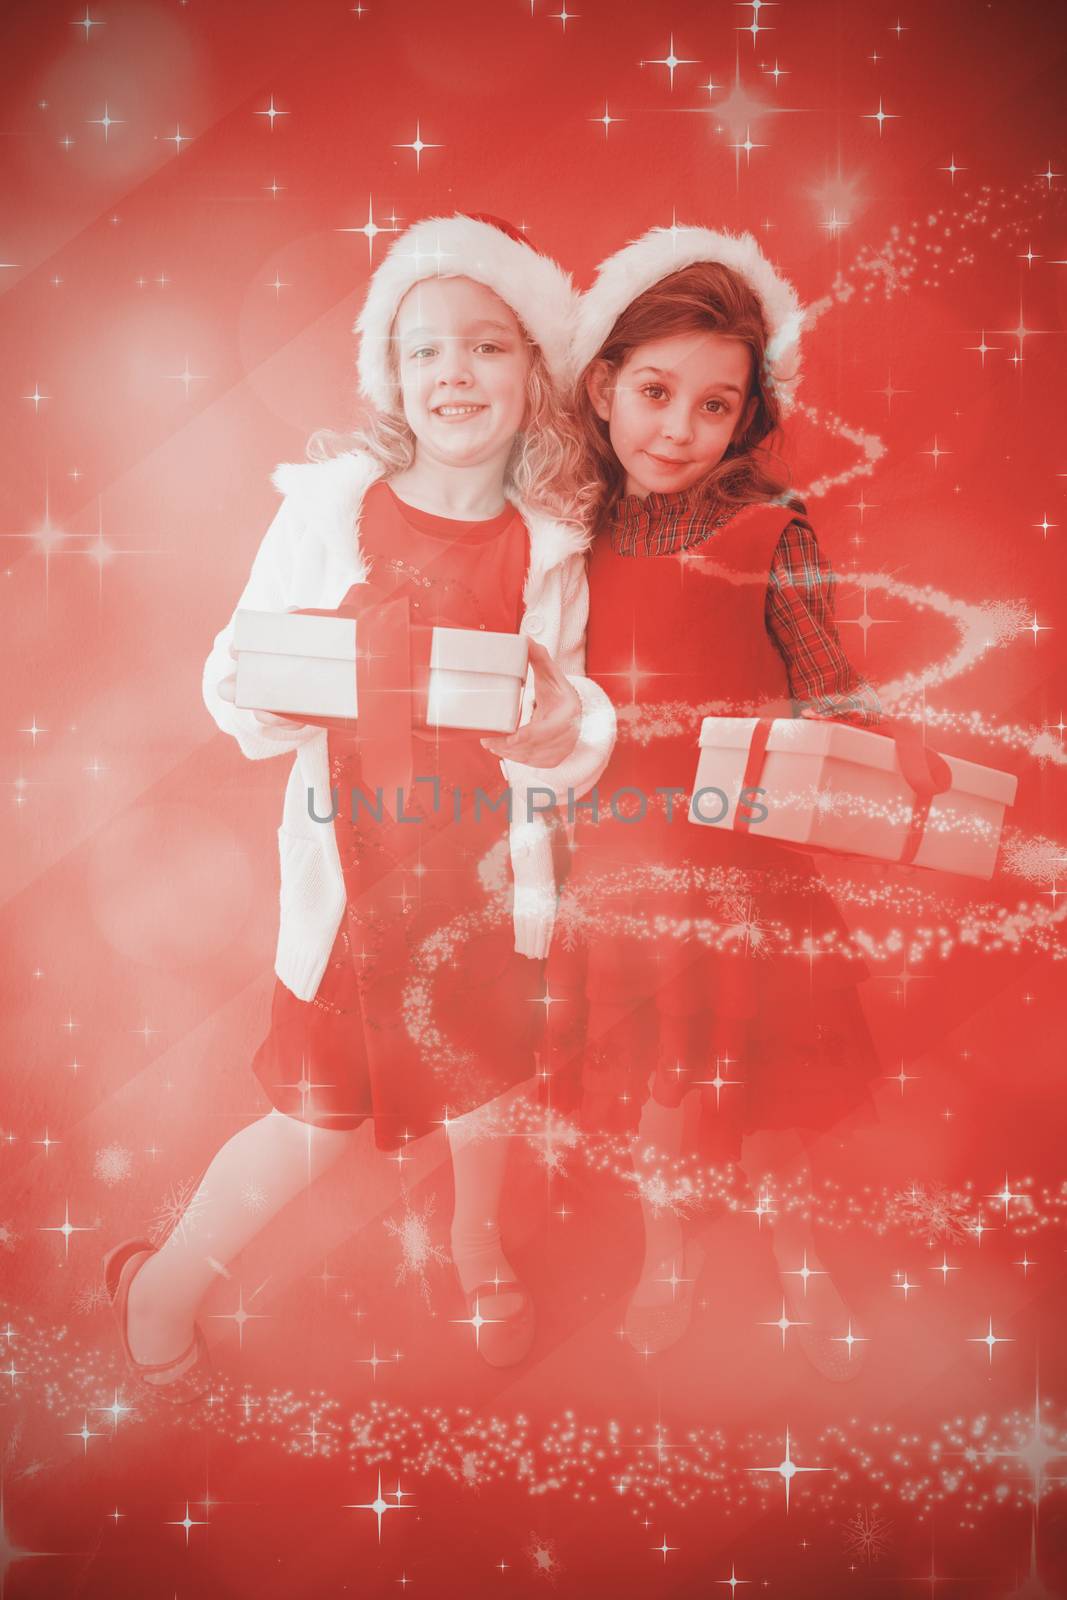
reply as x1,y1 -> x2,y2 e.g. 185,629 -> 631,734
733,715 -> 953,865
294,585 -> 436,820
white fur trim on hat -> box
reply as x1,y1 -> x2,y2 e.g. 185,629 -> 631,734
355,214 -> 577,410
572,225 -> 804,408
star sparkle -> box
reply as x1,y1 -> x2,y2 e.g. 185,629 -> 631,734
781,1251 -> 827,1296
761,1298 -> 810,1350
208,1283 -> 270,1349
38,1201 -> 95,1260
346,1471 -> 412,1543
930,1254 -> 960,1284
831,1320 -> 868,1359
73,7 -> 103,37
987,1173 -> 1024,1218
87,103 -> 124,142
590,102 -> 624,137
338,197 -> 398,263
872,371 -> 910,411
968,1316 -> 1013,1365
394,120 -> 441,171
168,356 -> 206,398
747,1426 -> 830,1512
642,34 -> 699,90
66,1413 -> 107,1455
863,98 -> 898,135
736,0 -> 775,42
166,1502 -> 208,1546
966,330 -> 1000,365
450,1293 -> 504,1351
717,1563 -> 750,1593
884,1060 -> 919,1095
256,96 -> 287,129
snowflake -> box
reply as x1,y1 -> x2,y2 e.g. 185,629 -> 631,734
1002,831 -> 1067,881
720,895 -> 773,957
554,895 -> 596,951
73,1279 -> 109,1315
841,1504 -> 892,1563
885,1182 -> 975,1244
93,1144 -> 133,1186
623,1167 -> 700,1221
384,1200 -> 449,1307
0,1220 -> 18,1253
526,1533 -> 561,1583
242,1179 -> 267,1215
525,1112 -> 580,1177
148,1176 -> 205,1245
1025,731 -> 1067,768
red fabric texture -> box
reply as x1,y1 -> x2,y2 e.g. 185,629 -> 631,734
542,500 -> 880,1158
607,490 -> 882,725
250,481 -> 541,1150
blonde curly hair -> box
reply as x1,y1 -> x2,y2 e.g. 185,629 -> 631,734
308,326 -> 589,530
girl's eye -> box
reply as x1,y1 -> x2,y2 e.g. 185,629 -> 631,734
703,398 -> 729,415
641,385 -> 667,401
474,342 -> 504,355
410,346 -> 437,360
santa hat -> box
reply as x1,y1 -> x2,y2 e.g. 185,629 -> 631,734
355,213 -> 577,411
571,225 -> 804,409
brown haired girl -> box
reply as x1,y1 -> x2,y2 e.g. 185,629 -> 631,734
542,226 -> 882,1377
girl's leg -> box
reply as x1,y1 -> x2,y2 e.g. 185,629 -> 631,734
628,1005 -> 712,1309
628,1092 -> 687,1308
446,1087 -> 526,1318
125,1109 -> 355,1366
739,1125 -> 814,1258
739,1126 -> 853,1327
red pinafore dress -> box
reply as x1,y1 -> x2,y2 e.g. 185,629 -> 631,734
250,481 -> 542,1150
543,501 -> 880,1159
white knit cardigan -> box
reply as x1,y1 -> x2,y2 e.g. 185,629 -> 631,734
202,450 -> 616,1001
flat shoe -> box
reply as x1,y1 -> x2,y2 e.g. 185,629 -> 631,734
778,1271 -> 867,1384
103,1237 -> 213,1404
465,1280 -> 535,1369
624,1241 -> 705,1357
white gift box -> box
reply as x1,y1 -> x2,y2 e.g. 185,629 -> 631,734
233,609 -> 529,733
235,610 -> 358,720
689,716 -> 1017,879
424,625 -> 530,731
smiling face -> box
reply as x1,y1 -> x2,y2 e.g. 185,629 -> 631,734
587,330 -> 755,499
393,276 -> 531,472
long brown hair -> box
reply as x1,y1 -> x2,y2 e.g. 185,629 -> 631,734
575,259 -> 802,532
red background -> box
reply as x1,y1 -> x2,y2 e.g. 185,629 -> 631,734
2,1 -> 1066,1595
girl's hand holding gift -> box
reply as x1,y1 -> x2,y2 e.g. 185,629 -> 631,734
481,639 -> 581,768
218,625 -> 308,728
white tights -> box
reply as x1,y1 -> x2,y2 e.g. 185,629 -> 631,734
126,1090 -> 527,1363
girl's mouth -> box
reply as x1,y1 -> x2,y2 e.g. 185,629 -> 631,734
645,451 -> 689,467
432,403 -> 487,420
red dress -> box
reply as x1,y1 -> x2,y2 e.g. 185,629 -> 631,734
543,499 -> 880,1159
250,481 -> 542,1150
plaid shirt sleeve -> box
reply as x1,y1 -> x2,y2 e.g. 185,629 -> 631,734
765,519 -> 883,726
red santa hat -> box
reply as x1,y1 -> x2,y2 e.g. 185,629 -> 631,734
571,224 -> 805,409
355,213 -> 577,411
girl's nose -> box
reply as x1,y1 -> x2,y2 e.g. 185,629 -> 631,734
437,343 -> 474,386
661,405 -> 694,444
